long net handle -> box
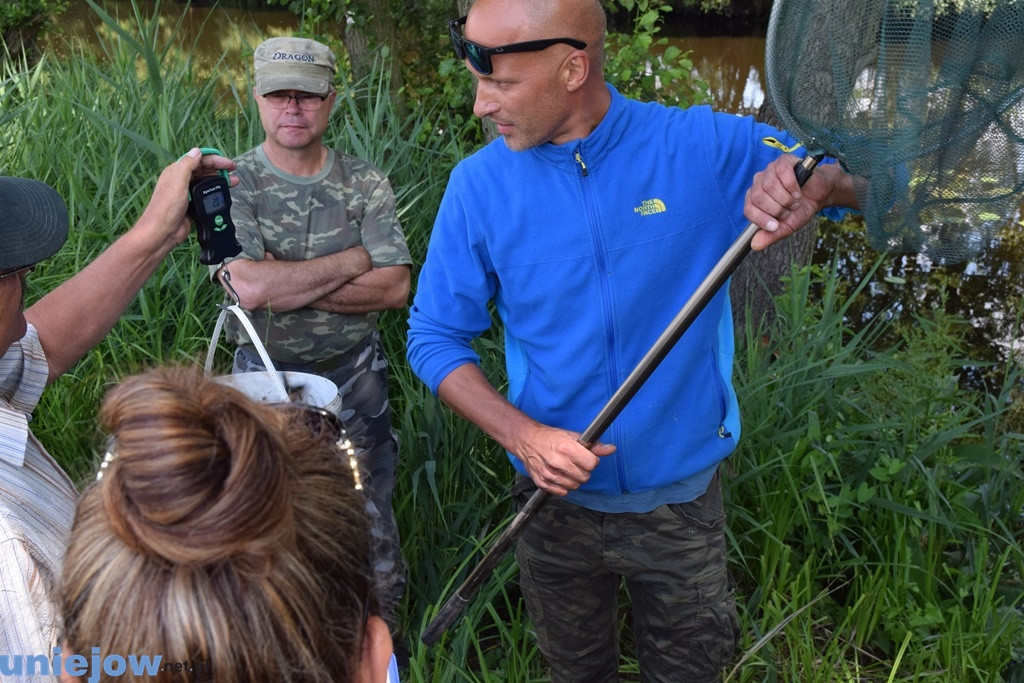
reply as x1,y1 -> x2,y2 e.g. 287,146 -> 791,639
420,153 -> 824,647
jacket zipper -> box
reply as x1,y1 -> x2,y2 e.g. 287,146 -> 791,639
574,150 -> 589,176
711,346 -> 733,439
573,144 -> 629,492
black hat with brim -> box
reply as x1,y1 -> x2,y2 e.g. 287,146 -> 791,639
0,176 -> 69,269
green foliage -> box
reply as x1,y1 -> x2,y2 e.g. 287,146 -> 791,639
813,211 -> 1024,395
0,0 -> 67,34
262,0 -> 346,62
4,1 -> 1023,679
603,0 -> 711,107
1,0 -> 67,69
728,256 -> 1024,680
891,0 -> 1003,16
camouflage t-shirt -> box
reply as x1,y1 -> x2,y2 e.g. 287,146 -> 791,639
219,145 -> 411,364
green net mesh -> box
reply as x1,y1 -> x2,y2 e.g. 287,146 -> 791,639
766,0 -> 1024,264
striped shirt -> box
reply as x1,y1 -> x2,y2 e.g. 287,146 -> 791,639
1,325 -> 77,680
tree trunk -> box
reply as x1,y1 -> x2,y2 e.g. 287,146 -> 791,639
729,97 -> 819,340
2,15 -> 45,72
341,0 -> 407,116
730,0 -> 879,340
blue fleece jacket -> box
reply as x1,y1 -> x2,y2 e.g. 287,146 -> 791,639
407,84 -> 842,512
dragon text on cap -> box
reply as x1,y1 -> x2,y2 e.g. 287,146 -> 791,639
272,52 -> 316,62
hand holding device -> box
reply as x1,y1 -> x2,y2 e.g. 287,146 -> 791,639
186,147 -> 243,265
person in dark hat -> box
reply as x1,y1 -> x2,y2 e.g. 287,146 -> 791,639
0,148 -> 235,665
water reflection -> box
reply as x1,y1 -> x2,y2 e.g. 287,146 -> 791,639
45,0 -> 300,87
663,36 -> 766,115
50,6 -> 769,115
815,217 -> 1023,390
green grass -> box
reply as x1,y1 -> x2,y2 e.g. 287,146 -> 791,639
3,4 -> 1023,680
727,258 -> 1024,681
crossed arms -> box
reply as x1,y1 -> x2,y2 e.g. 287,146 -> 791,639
216,248 -> 409,314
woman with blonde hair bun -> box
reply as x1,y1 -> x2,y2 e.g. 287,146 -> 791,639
58,364 -> 394,682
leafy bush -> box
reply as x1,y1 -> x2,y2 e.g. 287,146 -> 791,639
603,0 -> 711,107
1,0 -> 67,62
1,0 -> 66,33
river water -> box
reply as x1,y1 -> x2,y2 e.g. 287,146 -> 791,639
44,1 -> 1024,379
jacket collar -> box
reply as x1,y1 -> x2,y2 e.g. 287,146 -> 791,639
532,83 -> 627,170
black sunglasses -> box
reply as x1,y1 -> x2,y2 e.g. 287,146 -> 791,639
448,16 -> 587,76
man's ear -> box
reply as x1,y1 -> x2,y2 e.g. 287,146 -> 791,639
357,615 -> 394,683
563,50 -> 590,92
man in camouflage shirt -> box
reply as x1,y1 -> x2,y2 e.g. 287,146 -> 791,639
213,36 -> 411,622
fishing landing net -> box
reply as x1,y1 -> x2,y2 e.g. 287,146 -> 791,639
766,0 -> 1024,264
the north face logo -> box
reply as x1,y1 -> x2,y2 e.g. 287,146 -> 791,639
634,198 -> 667,215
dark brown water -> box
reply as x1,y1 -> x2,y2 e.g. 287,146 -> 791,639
49,2 -> 771,111
49,0 -> 300,54
45,0 -> 300,86
667,35 -> 766,116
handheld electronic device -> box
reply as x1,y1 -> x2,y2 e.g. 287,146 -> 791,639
186,147 -> 243,265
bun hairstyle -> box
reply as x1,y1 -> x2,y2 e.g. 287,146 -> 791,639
59,365 -> 375,682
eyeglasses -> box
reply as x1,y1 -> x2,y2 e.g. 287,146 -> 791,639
0,264 -> 35,281
261,92 -> 330,111
447,15 -> 587,76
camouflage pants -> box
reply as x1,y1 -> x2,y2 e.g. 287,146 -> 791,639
233,329 -> 406,623
513,470 -> 740,682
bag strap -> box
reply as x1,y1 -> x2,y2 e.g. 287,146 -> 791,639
204,303 -> 289,402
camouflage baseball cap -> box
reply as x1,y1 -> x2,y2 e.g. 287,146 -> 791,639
253,37 -> 336,96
